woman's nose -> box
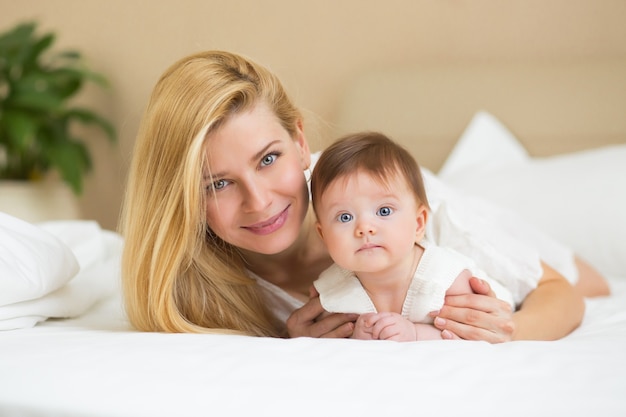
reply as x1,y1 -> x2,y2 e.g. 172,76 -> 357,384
242,180 -> 271,212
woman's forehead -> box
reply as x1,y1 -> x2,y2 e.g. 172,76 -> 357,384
202,103 -> 292,175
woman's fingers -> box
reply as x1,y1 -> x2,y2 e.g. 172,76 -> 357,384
443,291 -> 511,315
318,316 -> 356,338
286,297 -> 322,335
286,296 -> 358,338
433,312 -> 506,343
432,293 -> 515,343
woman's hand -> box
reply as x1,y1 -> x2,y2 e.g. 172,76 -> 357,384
286,287 -> 358,338
429,277 -> 515,343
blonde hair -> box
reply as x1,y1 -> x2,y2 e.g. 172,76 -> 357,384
120,51 -> 302,337
311,132 -> 430,214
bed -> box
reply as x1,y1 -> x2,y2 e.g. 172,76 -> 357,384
1,60 -> 626,417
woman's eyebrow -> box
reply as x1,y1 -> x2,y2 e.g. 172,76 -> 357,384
204,140 -> 282,180
251,140 -> 281,162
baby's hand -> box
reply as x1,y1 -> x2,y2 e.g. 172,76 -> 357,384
352,313 -> 377,340
353,312 -> 418,342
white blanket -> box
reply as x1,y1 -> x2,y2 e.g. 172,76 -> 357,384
0,220 -> 122,330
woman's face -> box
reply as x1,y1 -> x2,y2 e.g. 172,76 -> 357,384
203,102 -> 311,255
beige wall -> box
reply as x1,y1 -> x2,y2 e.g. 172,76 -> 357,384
2,0 -> 625,230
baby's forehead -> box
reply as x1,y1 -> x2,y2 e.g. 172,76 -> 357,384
333,167 -> 406,189
321,171 -> 411,206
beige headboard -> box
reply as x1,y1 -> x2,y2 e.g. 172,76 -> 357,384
332,59 -> 626,172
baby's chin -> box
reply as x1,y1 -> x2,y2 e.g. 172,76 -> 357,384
347,262 -> 394,276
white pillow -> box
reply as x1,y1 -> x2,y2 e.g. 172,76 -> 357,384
439,111 -> 626,278
0,212 -> 79,306
438,111 -> 530,177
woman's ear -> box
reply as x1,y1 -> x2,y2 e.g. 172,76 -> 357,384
315,222 -> 325,240
294,119 -> 311,169
415,204 -> 428,242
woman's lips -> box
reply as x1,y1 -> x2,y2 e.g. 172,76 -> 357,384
243,206 -> 289,235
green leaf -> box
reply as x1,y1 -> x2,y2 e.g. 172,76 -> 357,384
9,87 -> 65,112
45,139 -> 91,194
24,33 -> 54,69
0,23 -> 39,70
0,22 -> 36,54
43,68 -> 84,99
7,69 -> 86,110
0,21 -> 117,194
55,50 -> 81,60
65,107 -> 117,141
2,110 -> 38,148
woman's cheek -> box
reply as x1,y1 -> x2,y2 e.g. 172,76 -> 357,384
205,197 -> 235,241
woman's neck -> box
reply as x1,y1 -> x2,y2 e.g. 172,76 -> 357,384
242,210 -> 332,300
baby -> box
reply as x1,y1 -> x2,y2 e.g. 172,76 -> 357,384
310,132 -> 513,341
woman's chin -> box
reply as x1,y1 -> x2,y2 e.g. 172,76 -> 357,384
241,229 -> 299,256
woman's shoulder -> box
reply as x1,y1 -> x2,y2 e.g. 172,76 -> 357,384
310,150 -> 321,169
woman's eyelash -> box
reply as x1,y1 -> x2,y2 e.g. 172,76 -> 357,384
260,151 -> 282,167
205,150 -> 283,192
205,178 -> 228,193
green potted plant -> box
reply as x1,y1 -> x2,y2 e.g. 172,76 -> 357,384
0,21 -> 116,198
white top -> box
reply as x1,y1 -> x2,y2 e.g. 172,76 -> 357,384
251,152 -> 577,324
313,242 -> 514,323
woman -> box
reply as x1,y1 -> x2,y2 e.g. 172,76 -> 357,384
120,50 -> 609,341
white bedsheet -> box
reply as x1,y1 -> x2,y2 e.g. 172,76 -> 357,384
0,256 -> 625,417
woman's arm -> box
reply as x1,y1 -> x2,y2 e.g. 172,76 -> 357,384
512,262 -> 584,340
432,262 -> 585,342
573,256 -> 610,297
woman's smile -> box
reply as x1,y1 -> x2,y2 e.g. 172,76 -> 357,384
243,205 -> 290,235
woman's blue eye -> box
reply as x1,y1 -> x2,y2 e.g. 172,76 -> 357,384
338,213 -> 353,223
207,179 -> 228,192
377,206 -> 393,217
261,153 -> 277,167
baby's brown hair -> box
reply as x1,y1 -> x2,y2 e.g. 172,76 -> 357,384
311,132 -> 430,215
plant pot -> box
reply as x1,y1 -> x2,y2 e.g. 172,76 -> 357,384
0,180 -> 81,223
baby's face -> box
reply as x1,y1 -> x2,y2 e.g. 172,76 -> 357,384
315,170 -> 426,274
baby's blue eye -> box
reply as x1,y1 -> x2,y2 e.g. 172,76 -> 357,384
261,153 -> 277,167
338,213 -> 353,223
377,206 -> 393,216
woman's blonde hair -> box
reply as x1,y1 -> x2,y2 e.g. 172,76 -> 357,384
119,51 -> 302,337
